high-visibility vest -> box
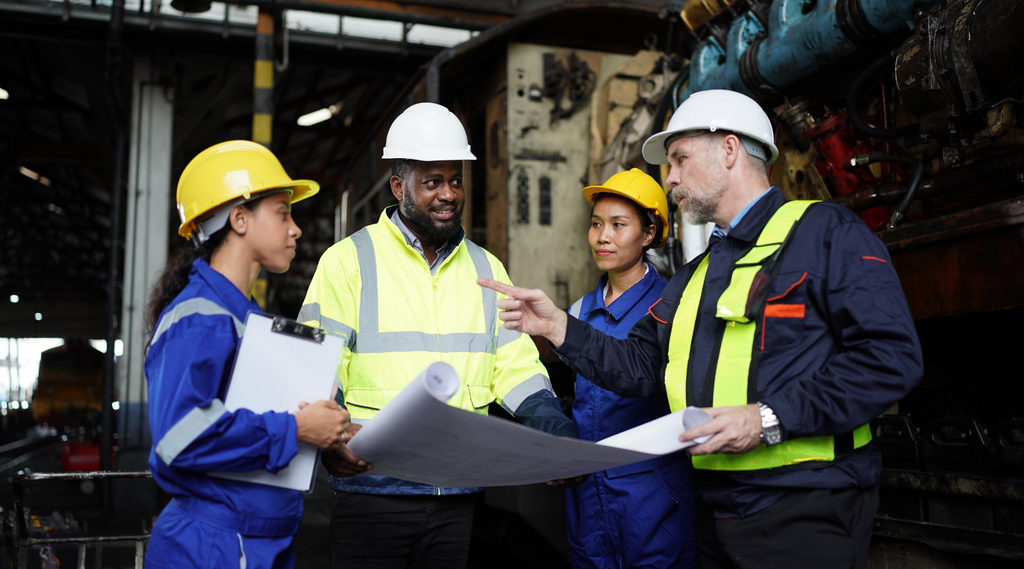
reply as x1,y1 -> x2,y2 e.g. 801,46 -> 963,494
299,209 -> 551,421
665,200 -> 871,472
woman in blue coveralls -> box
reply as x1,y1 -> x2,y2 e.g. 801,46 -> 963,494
143,141 -> 354,569
565,169 -> 696,569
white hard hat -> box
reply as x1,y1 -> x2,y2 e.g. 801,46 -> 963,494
382,102 -> 477,161
642,89 -> 778,166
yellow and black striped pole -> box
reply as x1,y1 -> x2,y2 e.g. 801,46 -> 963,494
253,8 -> 274,147
252,8 -> 274,308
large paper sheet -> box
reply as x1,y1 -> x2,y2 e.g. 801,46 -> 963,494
347,362 -> 711,487
211,313 -> 344,491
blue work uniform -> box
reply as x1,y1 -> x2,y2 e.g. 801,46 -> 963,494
145,258 -> 303,569
554,187 -> 922,518
565,264 -> 697,569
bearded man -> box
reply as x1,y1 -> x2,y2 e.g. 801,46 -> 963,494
299,102 -> 576,569
478,90 -> 922,568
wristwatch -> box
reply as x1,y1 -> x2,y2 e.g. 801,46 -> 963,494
758,402 -> 783,446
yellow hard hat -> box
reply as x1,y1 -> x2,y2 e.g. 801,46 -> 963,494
176,140 -> 319,240
582,168 -> 669,248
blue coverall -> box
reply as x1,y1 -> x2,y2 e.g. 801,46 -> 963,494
565,265 -> 697,569
145,258 -> 303,569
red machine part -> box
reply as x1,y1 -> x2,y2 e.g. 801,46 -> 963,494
801,110 -> 893,231
62,442 -> 114,472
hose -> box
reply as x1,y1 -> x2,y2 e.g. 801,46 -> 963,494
850,153 -> 924,229
846,53 -> 919,139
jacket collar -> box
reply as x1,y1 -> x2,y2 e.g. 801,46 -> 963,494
725,186 -> 786,244
583,263 -> 659,321
191,257 -> 259,321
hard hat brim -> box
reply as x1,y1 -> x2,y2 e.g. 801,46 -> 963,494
177,180 -> 320,239
642,128 -> 779,166
382,148 -> 477,161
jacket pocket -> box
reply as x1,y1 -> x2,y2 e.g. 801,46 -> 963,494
761,271 -> 808,351
466,385 -> 495,410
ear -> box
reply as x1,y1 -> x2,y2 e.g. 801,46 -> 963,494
390,175 -> 404,202
721,134 -> 743,169
642,223 -> 656,248
228,204 -> 249,236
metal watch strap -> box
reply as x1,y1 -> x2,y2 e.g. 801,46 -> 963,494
758,402 -> 783,446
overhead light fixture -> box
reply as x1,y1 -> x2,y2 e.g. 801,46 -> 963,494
297,102 -> 344,127
170,0 -> 212,13
9,401 -> 18,410
0,88 -> 8,100
9,295 -> 18,303
19,166 -> 50,186
112,401 -> 121,411
34,312 -> 42,321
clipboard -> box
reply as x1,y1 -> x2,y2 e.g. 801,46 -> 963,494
210,312 -> 344,492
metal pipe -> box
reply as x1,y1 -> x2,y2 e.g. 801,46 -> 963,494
846,52 -> 918,139
850,153 -> 923,229
682,0 -> 941,101
102,0 -> 127,484
833,150 -> 1024,212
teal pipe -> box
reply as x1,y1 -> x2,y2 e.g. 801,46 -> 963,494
681,0 -> 940,102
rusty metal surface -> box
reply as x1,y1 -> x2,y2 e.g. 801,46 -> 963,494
833,150 -> 1024,213
879,196 -> 1024,250
874,516 -> 1024,560
881,469 -> 1024,501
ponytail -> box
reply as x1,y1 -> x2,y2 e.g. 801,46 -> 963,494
144,198 -> 266,346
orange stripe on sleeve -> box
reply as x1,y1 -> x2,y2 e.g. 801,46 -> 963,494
862,256 -> 887,263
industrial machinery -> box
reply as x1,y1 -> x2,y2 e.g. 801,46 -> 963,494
336,0 -> 1024,565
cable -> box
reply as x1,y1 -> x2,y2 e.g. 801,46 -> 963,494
850,153 -> 924,229
847,53 -> 919,139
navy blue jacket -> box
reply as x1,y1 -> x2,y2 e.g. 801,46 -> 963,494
554,187 -> 923,517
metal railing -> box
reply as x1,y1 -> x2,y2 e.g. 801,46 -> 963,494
11,470 -> 152,569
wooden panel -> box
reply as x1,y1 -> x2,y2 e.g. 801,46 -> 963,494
890,224 -> 1024,320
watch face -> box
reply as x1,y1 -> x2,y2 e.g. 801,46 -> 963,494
764,426 -> 783,446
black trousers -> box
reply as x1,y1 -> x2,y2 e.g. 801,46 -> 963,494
330,492 -> 476,569
696,485 -> 879,569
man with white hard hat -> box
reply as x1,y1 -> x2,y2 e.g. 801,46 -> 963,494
299,102 -> 577,568
479,90 -> 922,567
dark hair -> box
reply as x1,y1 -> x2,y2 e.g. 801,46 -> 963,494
391,158 -> 417,181
144,199 -> 261,344
591,193 -> 662,262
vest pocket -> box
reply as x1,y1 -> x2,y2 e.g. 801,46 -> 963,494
466,385 -> 495,410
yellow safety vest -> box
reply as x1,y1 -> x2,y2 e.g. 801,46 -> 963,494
298,209 -> 551,421
665,200 -> 871,472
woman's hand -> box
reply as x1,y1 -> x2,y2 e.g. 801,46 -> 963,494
294,400 -> 352,450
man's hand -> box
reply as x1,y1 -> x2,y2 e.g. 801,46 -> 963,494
476,278 -> 569,347
294,400 -> 351,450
321,423 -> 372,477
680,404 -> 763,455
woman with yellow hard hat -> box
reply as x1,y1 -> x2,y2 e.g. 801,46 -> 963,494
563,168 -> 697,569
143,141 -> 355,569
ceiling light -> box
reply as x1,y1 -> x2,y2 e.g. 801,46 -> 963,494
19,166 -> 39,181
0,88 -> 8,100
297,102 -> 344,127
112,401 -> 121,411
9,295 -> 18,303
34,312 -> 42,321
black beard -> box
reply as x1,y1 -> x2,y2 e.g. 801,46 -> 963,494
400,194 -> 463,244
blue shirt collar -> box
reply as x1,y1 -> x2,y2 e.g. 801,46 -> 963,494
584,262 -> 660,321
191,257 -> 261,321
712,186 -> 775,240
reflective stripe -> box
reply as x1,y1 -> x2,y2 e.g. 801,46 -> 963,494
501,373 -> 554,415
298,303 -> 355,348
496,326 -> 521,350
350,228 -> 498,354
568,298 -> 584,319
151,297 -> 244,347
238,534 -> 247,569
464,240 -> 496,338
154,399 -> 228,466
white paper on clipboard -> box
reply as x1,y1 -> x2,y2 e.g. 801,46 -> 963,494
210,312 -> 344,492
